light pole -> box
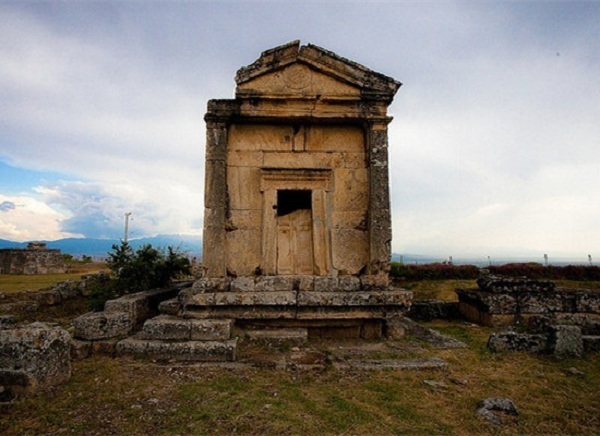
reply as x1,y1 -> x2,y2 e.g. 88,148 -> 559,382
124,212 -> 132,242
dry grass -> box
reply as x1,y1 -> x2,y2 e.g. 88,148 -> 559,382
1,278 -> 599,434
0,262 -> 108,293
1,329 -> 598,435
399,279 -> 477,301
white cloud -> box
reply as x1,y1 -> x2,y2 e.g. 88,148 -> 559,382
0,194 -> 79,241
0,2 -> 599,259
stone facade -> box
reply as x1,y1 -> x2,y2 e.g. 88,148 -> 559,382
0,242 -> 66,275
201,41 -> 399,280
185,41 -> 411,334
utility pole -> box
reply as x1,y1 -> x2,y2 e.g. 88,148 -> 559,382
124,212 -> 132,242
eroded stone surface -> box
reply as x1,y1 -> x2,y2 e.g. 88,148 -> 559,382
0,322 -> 71,395
73,311 -> 132,340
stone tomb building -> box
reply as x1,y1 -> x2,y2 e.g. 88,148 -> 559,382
0,242 -> 66,275
181,42 -> 411,337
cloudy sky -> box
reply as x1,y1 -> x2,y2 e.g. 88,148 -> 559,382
1,1 -> 599,260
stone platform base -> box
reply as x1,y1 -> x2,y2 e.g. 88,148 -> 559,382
179,276 -> 412,340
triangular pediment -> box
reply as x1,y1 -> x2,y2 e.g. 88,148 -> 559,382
235,41 -> 401,101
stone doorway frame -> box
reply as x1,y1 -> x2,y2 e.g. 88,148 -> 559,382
260,168 -> 333,276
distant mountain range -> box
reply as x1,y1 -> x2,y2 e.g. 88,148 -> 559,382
0,237 -> 590,266
0,235 -> 202,258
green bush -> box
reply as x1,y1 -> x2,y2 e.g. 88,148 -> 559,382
88,241 -> 191,311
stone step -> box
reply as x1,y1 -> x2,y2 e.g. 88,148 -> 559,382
141,315 -> 232,341
158,298 -> 181,316
116,336 -> 237,362
243,327 -> 308,342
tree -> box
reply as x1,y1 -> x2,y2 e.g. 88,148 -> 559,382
89,241 -> 191,311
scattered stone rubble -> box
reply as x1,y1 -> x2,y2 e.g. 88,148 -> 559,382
0,273 -> 109,314
457,274 -> 600,356
476,397 -> 519,427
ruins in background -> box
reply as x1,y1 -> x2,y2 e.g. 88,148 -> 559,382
0,242 -> 66,275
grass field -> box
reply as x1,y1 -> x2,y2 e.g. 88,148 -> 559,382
0,262 -> 108,293
1,276 -> 599,435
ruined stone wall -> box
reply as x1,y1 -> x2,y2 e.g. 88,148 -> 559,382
0,249 -> 66,275
456,277 -> 600,333
225,124 -> 368,277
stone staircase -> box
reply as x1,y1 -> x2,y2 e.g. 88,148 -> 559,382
116,315 -> 237,362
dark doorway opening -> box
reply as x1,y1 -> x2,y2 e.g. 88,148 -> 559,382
277,190 -> 312,217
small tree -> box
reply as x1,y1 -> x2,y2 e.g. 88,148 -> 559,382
89,240 -> 191,310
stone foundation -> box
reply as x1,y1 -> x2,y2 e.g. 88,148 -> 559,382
458,275 -> 600,355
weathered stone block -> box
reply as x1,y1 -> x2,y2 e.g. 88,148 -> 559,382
334,168 -> 368,211
338,276 -> 361,292
230,276 -> 256,292
70,338 -> 91,360
487,332 -> 548,353
331,229 -> 368,275
191,277 -> 231,293
158,298 -> 180,316
575,291 -> 600,313
0,322 -> 71,395
73,311 -> 132,340
243,327 -> 307,342
255,276 -> 294,292
518,293 -> 562,314
313,277 -> 338,292
305,125 -> 364,152
54,281 -> 80,300
548,325 -> 583,357
226,230 -> 261,277
227,150 -> 263,167
227,209 -> 262,229
142,315 -> 191,341
104,287 -> 179,328
28,289 -> 62,306
385,317 -> 407,340
116,337 -> 237,362
298,276 -> 314,292
228,124 -> 293,152
360,274 -> 390,291
191,319 -> 232,341
227,166 -> 262,210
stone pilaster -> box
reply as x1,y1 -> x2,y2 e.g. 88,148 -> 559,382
202,118 -> 228,277
366,121 -> 392,277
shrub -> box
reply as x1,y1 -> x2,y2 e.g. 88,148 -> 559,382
88,241 -> 191,311
390,262 -> 479,281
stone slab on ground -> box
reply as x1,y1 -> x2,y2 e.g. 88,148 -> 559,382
487,332 -> 548,353
73,311 -> 132,340
242,327 -> 308,342
116,337 -> 237,362
0,322 -> 71,396
335,357 -> 447,371
141,315 -> 232,341
396,317 -> 468,349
